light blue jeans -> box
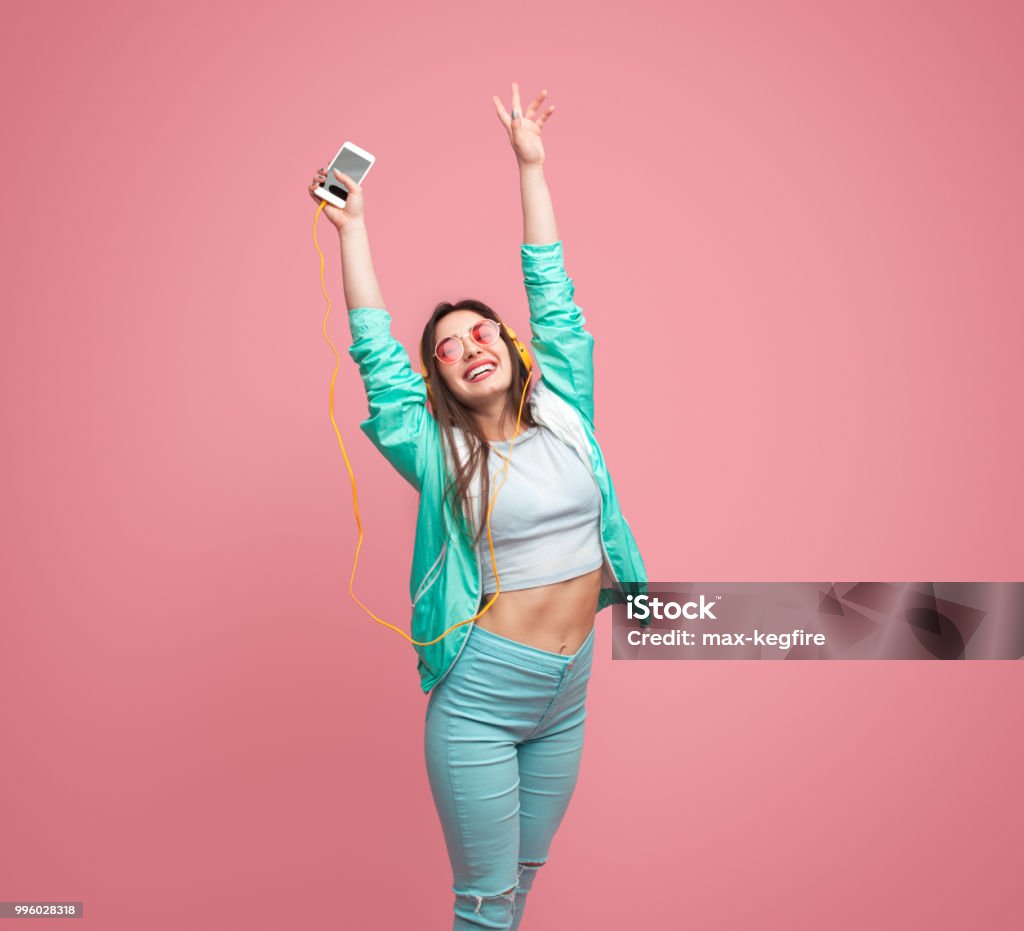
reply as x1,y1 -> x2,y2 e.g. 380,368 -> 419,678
424,621 -> 596,930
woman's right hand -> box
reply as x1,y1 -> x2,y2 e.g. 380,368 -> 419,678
308,168 -> 365,231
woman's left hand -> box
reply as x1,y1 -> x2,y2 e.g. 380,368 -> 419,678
492,82 -> 555,167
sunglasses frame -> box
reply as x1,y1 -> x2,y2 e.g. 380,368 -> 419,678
433,319 -> 505,365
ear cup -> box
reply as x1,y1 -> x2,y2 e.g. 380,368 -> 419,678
502,323 -> 534,377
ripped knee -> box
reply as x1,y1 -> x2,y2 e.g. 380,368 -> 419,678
516,859 -> 545,888
457,886 -> 518,917
457,863 -> 547,917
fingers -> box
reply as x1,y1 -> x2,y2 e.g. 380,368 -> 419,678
332,168 -> 360,191
306,165 -> 362,217
499,84 -> 555,130
524,88 -> 547,122
309,167 -> 360,192
492,95 -> 512,130
308,167 -> 325,199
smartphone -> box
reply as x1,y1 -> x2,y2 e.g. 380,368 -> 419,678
315,141 -> 375,209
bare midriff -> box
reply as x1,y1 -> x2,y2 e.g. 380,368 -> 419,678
474,566 -> 603,655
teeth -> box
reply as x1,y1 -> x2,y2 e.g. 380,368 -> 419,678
467,363 -> 495,381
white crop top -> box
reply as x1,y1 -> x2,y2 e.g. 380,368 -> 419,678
473,424 -> 604,594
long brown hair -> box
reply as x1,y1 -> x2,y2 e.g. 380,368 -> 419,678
420,299 -> 537,543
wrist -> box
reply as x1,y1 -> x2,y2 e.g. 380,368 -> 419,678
518,161 -> 545,175
339,218 -> 367,236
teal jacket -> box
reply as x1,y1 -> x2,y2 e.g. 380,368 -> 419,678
347,240 -> 649,695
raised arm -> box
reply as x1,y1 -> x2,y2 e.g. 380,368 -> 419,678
309,167 -> 385,310
308,167 -> 437,490
492,82 -> 559,245
338,221 -> 386,311
492,84 -> 596,427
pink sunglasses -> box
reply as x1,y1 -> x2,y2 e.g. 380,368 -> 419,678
433,319 -> 503,365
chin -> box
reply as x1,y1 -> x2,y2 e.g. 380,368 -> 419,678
461,383 -> 512,411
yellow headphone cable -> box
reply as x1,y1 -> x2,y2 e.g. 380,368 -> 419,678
313,199 -> 530,647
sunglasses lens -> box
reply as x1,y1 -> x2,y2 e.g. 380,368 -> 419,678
472,320 -> 500,345
435,337 -> 462,364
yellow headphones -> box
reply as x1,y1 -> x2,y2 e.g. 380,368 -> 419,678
313,198 -> 533,649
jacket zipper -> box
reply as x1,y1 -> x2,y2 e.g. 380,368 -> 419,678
424,435 -> 487,695
425,504 -> 481,694
427,552 -> 478,694
591,472 -> 623,595
412,542 -> 447,607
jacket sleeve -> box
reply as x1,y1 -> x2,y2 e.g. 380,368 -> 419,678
347,306 -> 439,491
521,241 -> 596,429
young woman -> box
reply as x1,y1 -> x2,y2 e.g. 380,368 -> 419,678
308,82 -> 648,930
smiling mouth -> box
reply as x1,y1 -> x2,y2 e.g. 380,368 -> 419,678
464,361 -> 497,382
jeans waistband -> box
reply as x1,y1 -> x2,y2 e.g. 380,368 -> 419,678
466,623 -> 595,675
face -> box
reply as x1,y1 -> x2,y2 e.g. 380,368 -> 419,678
432,310 -> 514,411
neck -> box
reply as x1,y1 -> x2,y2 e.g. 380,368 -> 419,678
473,396 -> 528,443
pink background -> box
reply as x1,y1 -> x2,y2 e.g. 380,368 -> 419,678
3,0 -> 1022,928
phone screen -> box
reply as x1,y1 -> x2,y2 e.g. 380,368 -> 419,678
325,147 -> 372,201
